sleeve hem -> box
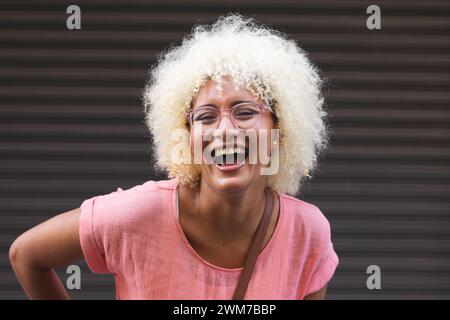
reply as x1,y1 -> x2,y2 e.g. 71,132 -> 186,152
79,197 -> 110,274
304,245 -> 339,297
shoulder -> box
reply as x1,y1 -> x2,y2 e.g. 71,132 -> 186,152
81,178 -> 177,226
280,193 -> 331,233
279,193 -> 332,250
91,178 -> 176,205
93,178 -> 176,203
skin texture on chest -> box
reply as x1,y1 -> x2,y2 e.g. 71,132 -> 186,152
179,193 -> 280,269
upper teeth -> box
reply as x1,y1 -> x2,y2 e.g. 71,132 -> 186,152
215,147 -> 245,157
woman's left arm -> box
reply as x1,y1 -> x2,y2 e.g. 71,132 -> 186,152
303,285 -> 327,300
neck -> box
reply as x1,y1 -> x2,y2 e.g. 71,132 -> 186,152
191,178 -> 267,236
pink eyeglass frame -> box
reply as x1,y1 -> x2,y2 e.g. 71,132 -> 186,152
184,102 -> 274,128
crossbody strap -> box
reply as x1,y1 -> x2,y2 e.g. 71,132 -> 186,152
232,187 -> 275,300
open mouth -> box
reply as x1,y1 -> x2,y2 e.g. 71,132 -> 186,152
212,146 -> 249,167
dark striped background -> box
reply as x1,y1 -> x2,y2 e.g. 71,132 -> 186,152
1,0 -> 449,299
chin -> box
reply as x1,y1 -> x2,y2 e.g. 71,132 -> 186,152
203,163 -> 260,193
213,177 -> 250,193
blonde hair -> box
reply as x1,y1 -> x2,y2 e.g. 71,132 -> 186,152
142,13 -> 330,196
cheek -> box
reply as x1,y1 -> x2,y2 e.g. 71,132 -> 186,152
190,130 -> 203,149
189,131 -> 200,161
190,131 -> 211,163
256,117 -> 275,157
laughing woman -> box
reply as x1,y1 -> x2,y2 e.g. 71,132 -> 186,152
9,14 -> 338,300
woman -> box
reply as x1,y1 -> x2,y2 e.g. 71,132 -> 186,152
9,14 -> 338,300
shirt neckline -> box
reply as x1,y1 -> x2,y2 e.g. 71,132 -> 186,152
171,178 -> 284,273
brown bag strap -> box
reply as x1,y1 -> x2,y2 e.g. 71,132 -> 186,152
232,187 -> 275,300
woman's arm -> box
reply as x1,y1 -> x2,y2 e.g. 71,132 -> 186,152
303,285 -> 328,300
9,208 -> 84,299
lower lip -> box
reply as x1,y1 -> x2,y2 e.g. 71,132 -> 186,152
214,160 -> 245,172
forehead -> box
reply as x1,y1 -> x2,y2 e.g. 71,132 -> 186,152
192,76 -> 260,108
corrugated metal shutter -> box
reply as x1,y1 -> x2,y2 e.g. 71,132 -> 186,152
1,0 -> 449,299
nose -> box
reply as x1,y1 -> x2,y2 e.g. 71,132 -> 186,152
212,115 -> 242,144
216,113 -> 236,130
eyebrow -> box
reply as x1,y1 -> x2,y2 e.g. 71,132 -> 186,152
196,100 -> 255,109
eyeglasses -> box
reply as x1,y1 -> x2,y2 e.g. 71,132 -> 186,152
185,102 -> 273,130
